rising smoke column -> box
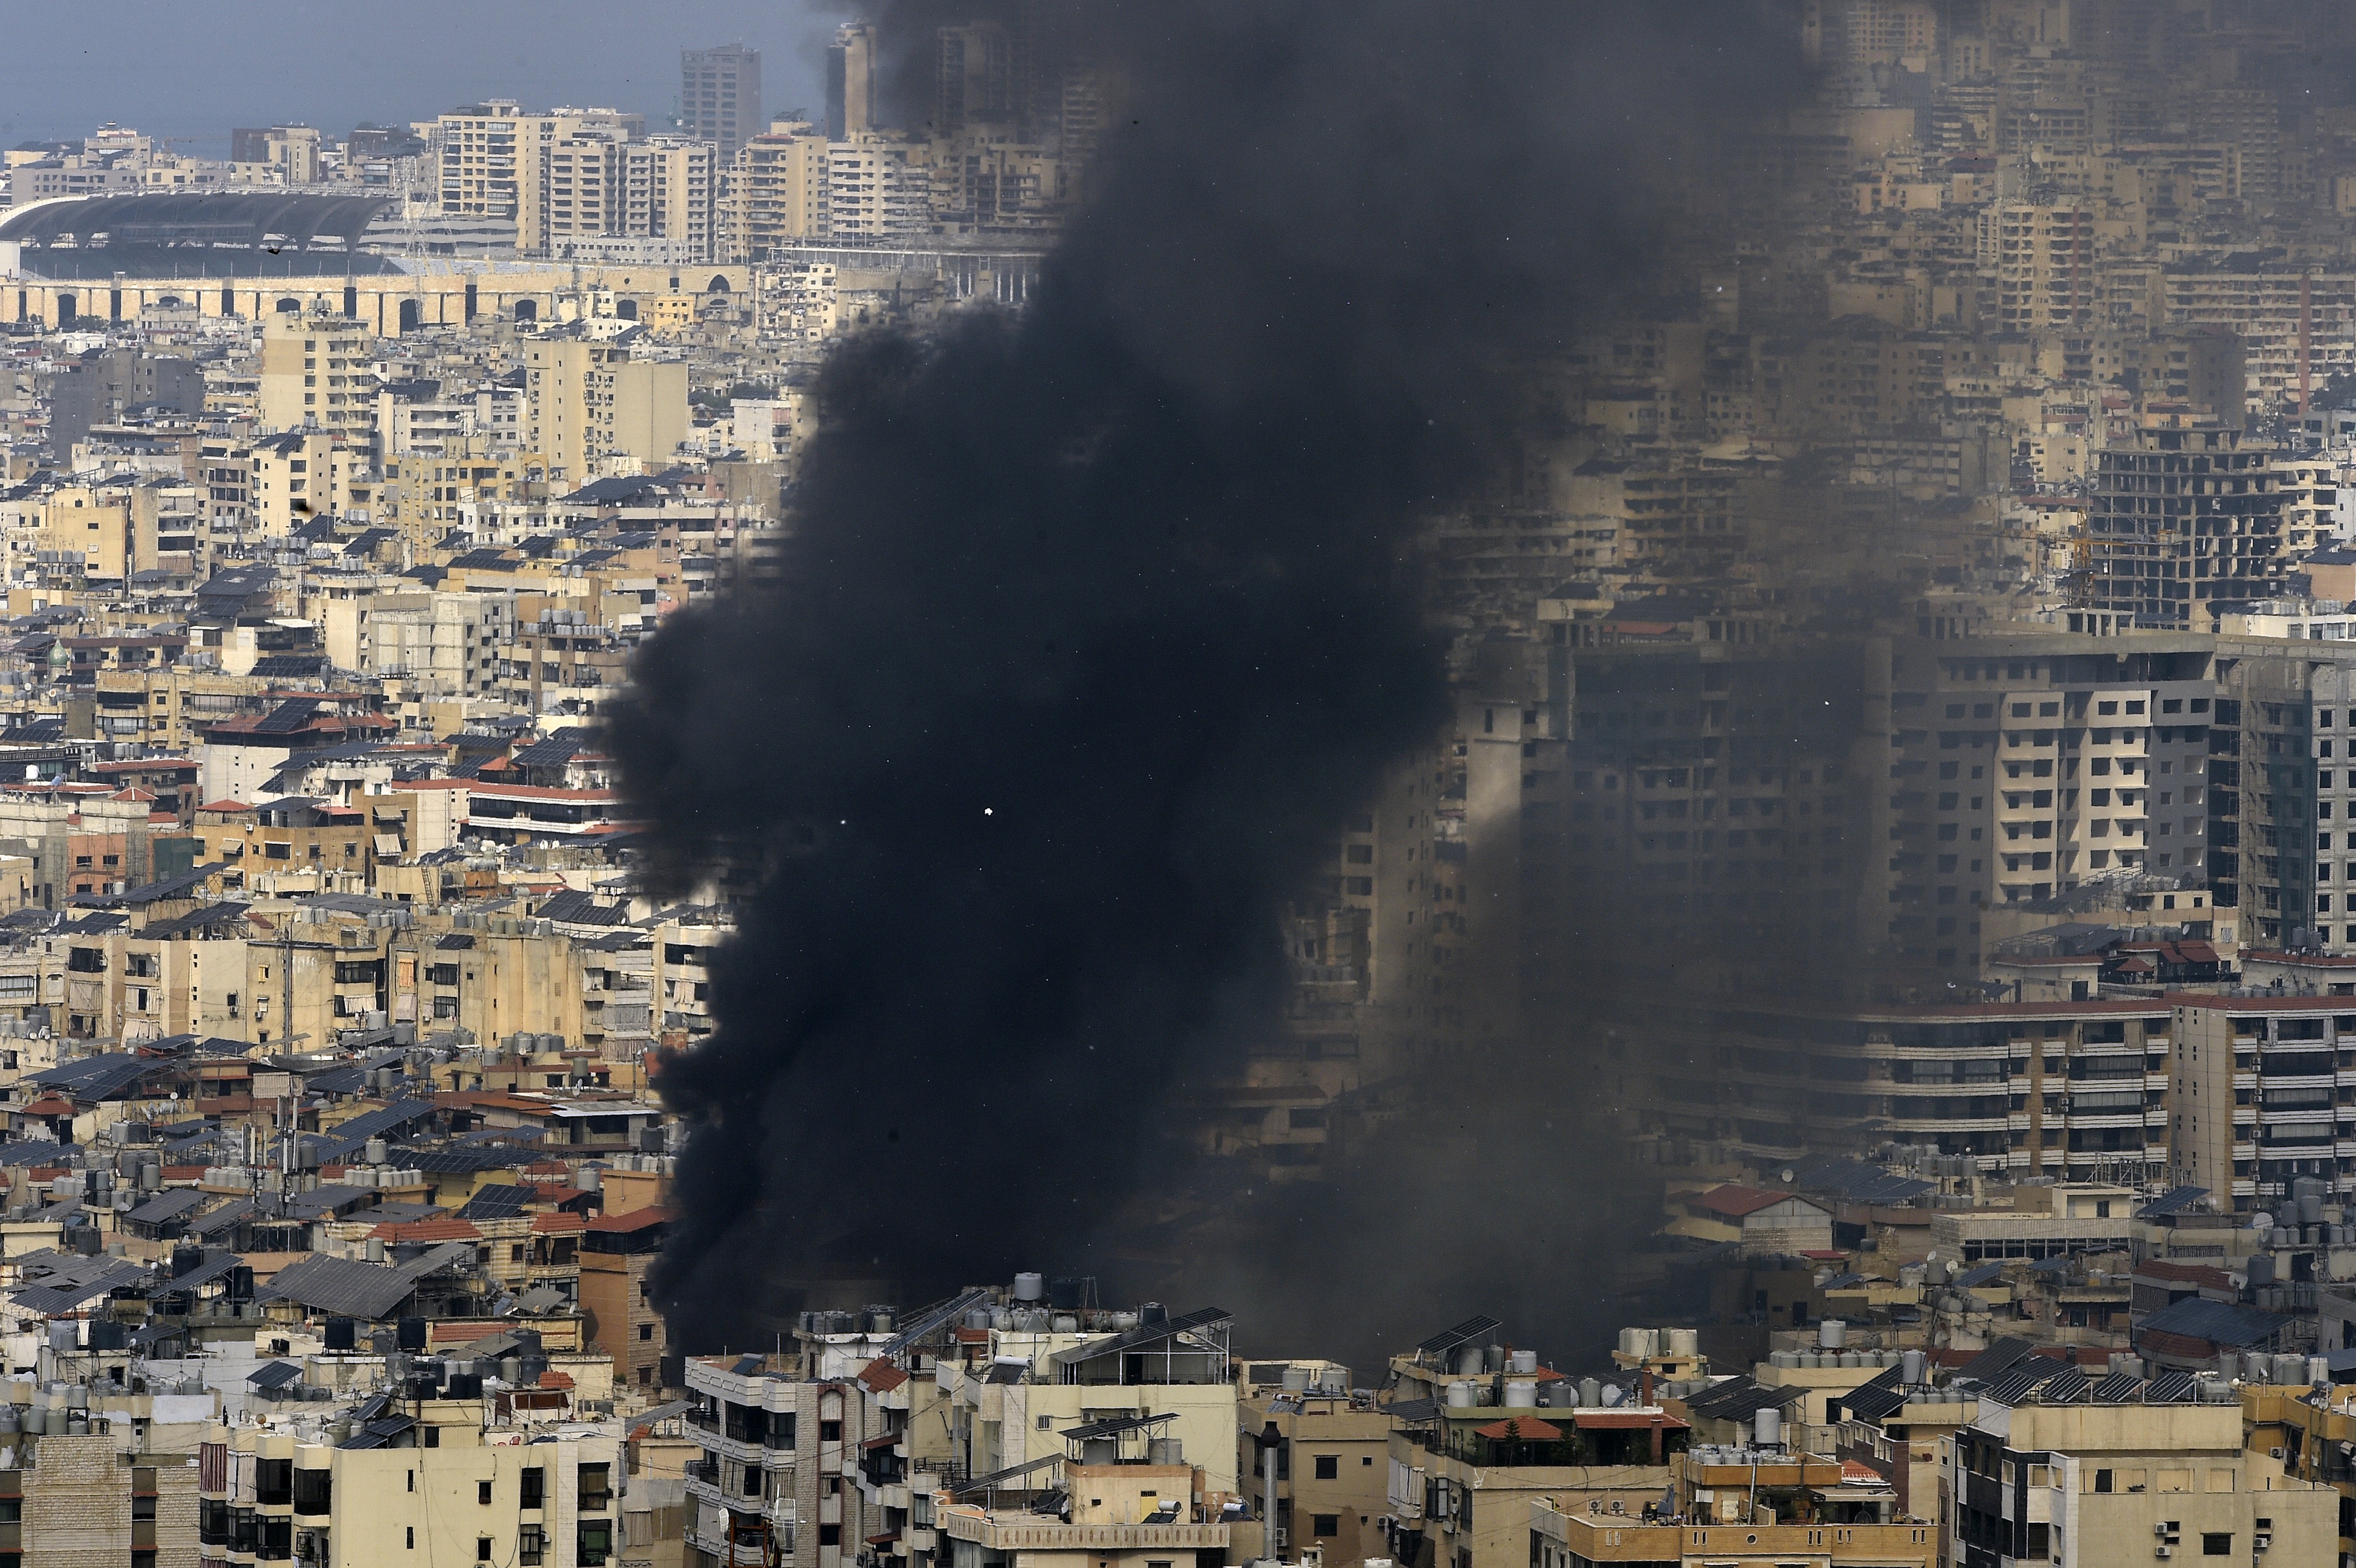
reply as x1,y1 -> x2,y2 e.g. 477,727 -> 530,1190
611,0 -> 1799,1345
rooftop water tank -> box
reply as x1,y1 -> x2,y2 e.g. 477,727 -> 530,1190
1504,1380 -> 1538,1408
1012,1273 -> 1045,1302
1818,1319 -> 1847,1350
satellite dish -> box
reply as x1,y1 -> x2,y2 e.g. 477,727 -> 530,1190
1779,1168 -> 1795,1184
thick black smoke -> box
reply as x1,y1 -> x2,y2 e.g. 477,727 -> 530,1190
612,0 -> 1800,1346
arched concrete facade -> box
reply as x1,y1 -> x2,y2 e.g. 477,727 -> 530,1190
2,265 -> 754,332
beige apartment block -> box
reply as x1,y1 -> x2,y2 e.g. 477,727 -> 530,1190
206,1419 -> 622,1568
1944,1402 -> 2333,1568
251,431 -> 365,536
424,99 -> 524,221
258,313 -> 376,436
732,123 -> 829,260
3,1433 -> 203,1567
524,341 -> 689,485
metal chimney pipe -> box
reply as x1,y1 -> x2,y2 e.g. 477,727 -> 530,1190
1260,1419 -> 1282,1561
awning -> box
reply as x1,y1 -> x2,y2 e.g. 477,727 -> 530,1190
861,1433 -> 902,1450
374,834 -> 403,857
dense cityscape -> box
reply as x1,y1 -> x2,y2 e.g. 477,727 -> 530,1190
14,2 -> 2356,1568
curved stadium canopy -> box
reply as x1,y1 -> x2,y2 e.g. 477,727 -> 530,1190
0,193 -> 402,278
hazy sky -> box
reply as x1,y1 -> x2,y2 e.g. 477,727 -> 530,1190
0,1 -> 845,153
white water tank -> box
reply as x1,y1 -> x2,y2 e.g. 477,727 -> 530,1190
1508,1349 -> 1538,1374
1818,1319 -> 1847,1350
1753,1408 -> 1781,1448
1504,1380 -> 1538,1408
1445,1381 -> 1475,1408
1666,1328 -> 1699,1357
1283,1366 -> 1312,1393
1012,1273 -> 1044,1302
1902,1350 -> 1927,1385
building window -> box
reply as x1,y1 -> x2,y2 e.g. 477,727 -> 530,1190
478,1539 -> 492,1562
1313,1515 -> 1340,1537
1314,1456 -> 1338,1480
520,1469 -> 543,1509
479,1480 -> 493,1504
2203,1535 -> 2233,1556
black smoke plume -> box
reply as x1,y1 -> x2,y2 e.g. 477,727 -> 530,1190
612,0 -> 1800,1348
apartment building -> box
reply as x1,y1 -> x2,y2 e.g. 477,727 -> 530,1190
827,140 -> 931,242
1991,202 -> 2095,334
230,124 -> 322,185
2203,641 -> 2356,952
621,139 -> 718,263
1944,1393 -> 2332,1568
523,341 -> 690,486
322,591 -> 510,701
580,1208 -> 668,1394
2161,266 -> 2356,410
514,109 -> 649,259
2167,997 -> 2356,1211
684,1349 -> 881,1568
1625,997 -> 2178,1186
0,1432 -> 203,1566
1874,631 -> 2218,976
681,45 -> 762,161
259,314 -> 377,437
932,1306 -> 1241,1495
251,431 -> 365,536
426,101 -> 524,221
2082,413 -> 2285,631
734,125 -> 830,258
827,24 -> 879,141
206,1415 -> 623,1567
1238,1365 -> 1389,1568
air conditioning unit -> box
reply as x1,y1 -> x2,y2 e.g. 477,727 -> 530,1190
2155,1547 -> 2171,1559
2269,1447 -> 2285,1459
2155,1524 -> 2171,1536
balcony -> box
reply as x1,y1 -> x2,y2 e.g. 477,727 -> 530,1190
685,1524 -> 771,1568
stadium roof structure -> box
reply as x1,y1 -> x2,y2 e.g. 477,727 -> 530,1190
0,193 -> 401,278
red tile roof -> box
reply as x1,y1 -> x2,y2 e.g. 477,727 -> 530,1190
1474,1417 -> 1560,1441
531,1212 -> 587,1234
858,1359 -> 910,1393
586,1206 -> 670,1233
1690,1184 -> 1817,1219
370,1218 -> 482,1243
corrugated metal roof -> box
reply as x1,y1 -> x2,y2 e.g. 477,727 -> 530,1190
124,1187 -> 207,1225
2138,1296 -> 2289,1348
1955,1336 -> 2039,1383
